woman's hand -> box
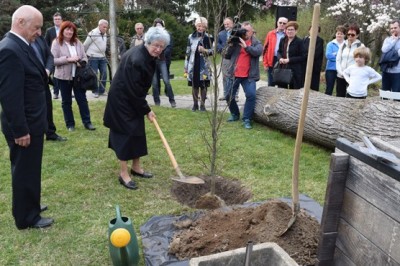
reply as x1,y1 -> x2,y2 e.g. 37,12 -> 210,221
279,58 -> 289,64
147,111 -> 156,122
67,55 -> 80,63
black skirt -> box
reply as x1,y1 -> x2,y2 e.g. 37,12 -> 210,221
108,129 -> 148,161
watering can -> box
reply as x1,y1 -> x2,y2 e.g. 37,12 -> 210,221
108,205 -> 140,266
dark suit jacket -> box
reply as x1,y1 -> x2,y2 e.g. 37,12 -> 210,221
0,33 -> 48,138
44,26 -> 57,47
34,35 -> 54,73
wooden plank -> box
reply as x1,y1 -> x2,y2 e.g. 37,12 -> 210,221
317,232 -> 337,261
333,248 -> 356,266
329,152 -> 350,172
346,157 -> 400,223
320,171 -> 347,233
336,219 -> 400,266
320,153 -> 349,234
340,189 -> 400,263
336,138 -> 400,180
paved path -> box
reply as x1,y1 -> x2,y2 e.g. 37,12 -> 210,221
58,76 -> 268,112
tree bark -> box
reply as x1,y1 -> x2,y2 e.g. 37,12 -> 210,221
254,87 -> 400,150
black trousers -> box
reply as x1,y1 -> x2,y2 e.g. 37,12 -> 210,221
7,134 -> 44,229
336,77 -> 348,97
45,85 -> 57,138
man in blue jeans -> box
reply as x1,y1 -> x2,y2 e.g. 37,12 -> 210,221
84,19 -> 109,97
224,21 -> 262,129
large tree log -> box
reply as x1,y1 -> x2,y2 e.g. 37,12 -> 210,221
254,87 -> 400,150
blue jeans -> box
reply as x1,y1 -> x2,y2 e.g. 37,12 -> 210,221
325,70 -> 337,95
226,77 -> 256,121
382,72 -> 400,92
152,61 -> 175,103
57,79 -> 92,128
89,57 -> 107,94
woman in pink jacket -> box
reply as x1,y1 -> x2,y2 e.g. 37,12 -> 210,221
51,21 -> 95,132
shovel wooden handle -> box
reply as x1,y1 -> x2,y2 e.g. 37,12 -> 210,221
292,4 -> 321,214
152,118 -> 185,179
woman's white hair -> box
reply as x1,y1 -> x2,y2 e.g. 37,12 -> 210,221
195,17 -> 208,28
144,26 -> 170,46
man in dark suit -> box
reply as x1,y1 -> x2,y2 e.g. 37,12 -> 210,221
303,26 -> 324,91
0,5 -> 54,229
32,35 -> 67,141
44,12 -> 62,99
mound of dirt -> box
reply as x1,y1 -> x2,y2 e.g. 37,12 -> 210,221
169,200 -> 319,265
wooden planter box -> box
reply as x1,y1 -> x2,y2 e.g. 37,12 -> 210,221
317,138 -> 400,265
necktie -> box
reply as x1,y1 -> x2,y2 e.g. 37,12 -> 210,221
30,42 -> 44,66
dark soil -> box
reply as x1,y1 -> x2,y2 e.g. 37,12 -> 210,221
170,175 -> 253,208
169,176 -> 320,265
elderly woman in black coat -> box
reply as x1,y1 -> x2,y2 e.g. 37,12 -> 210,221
103,27 -> 170,190
277,21 -> 306,89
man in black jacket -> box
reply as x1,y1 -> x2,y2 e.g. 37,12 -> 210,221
0,5 -> 54,229
44,12 -> 62,99
32,35 -> 67,141
303,26 -> 324,91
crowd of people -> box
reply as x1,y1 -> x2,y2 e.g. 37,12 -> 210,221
0,5 -> 396,230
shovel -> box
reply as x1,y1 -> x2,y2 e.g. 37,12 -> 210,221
279,3 -> 321,236
152,118 -> 205,184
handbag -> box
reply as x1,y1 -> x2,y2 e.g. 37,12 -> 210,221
74,61 -> 98,90
379,41 -> 400,72
272,62 -> 293,85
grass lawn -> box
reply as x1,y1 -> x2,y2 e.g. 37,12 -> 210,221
0,61 -> 331,265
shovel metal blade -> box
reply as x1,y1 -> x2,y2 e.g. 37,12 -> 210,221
172,176 -> 205,184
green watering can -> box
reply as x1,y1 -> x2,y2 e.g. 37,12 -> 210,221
108,205 -> 140,266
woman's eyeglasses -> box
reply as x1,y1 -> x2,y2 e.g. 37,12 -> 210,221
278,22 -> 287,25
347,33 -> 356,37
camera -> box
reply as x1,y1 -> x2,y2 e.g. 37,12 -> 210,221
229,27 -> 247,44
227,16 -> 247,44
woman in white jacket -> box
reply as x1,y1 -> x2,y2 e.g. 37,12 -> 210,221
336,24 -> 364,97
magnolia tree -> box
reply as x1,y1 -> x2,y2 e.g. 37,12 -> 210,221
326,0 -> 400,34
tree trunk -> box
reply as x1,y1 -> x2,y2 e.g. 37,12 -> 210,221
254,87 -> 400,150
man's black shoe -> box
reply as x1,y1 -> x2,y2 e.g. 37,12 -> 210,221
40,205 -> 48,212
84,123 -> 96,131
46,135 -> 67,141
30,217 -> 54,229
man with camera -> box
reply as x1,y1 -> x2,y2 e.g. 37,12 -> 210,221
224,21 -> 263,129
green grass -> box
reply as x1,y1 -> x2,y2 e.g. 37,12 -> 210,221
0,63 -> 331,265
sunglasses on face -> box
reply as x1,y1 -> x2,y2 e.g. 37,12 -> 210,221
347,33 -> 356,37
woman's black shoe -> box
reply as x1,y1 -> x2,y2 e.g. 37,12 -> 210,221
118,176 -> 138,190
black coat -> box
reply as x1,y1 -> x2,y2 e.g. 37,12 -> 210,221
277,35 -> 306,89
303,35 -> 324,91
103,45 -> 156,136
